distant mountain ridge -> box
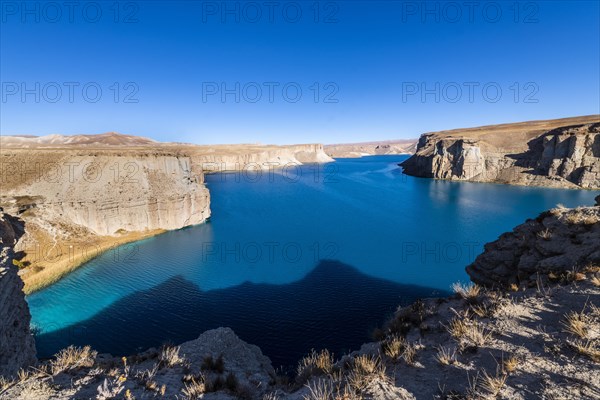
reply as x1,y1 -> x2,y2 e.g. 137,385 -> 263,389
0,132 -> 157,148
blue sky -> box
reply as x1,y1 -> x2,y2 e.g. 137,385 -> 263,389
1,1 -> 599,144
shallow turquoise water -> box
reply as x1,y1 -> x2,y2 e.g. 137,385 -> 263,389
28,155 -> 599,367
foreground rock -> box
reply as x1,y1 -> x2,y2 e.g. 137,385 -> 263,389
0,213 -> 36,379
467,205 -> 600,287
401,115 -> 600,189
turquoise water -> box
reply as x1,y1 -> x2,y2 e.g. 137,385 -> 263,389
28,156 -> 598,367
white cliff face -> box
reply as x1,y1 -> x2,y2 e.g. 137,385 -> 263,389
401,119 -> 600,189
1,153 -> 210,236
190,144 -> 333,172
537,128 -> 600,188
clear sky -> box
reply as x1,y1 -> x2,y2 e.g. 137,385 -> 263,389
1,1 -> 599,144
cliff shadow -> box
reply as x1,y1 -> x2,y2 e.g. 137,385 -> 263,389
35,260 -> 449,369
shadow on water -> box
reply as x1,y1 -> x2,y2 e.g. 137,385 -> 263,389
36,260 -> 448,368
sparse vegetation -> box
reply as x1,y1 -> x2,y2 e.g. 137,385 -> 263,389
401,342 -> 419,365
446,318 -> 493,348
562,309 -> 591,339
569,340 -> 600,363
51,345 -> 97,375
435,346 -> 457,365
537,228 -> 553,240
159,345 -> 185,368
347,355 -> 387,391
503,354 -> 520,373
181,376 -> 206,399
381,335 -> 405,360
479,369 -> 508,397
452,282 -> 481,302
297,349 -> 335,383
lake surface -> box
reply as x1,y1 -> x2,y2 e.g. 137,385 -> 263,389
28,155 -> 599,368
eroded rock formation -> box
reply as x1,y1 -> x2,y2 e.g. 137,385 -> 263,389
401,115 -> 600,189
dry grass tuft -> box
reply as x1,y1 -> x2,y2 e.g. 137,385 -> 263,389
590,276 -> 600,287
452,282 -> 481,302
0,376 -> 13,391
569,340 -> 600,363
51,345 -> 97,375
347,355 -> 387,391
303,379 -> 356,400
503,354 -> 520,374
562,310 -> 590,339
480,369 -> 508,397
17,379 -> 55,398
435,346 -> 457,366
297,349 -> 335,383
446,318 -> 493,348
181,376 -> 206,399
381,335 -> 405,360
401,342 -> 419,365
537,228 -> 553,240
159,345 -> 185,368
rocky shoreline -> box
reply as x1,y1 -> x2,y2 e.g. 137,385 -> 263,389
1,199 -> 598,399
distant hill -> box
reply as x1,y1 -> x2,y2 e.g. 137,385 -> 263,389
0,132 -> 158,148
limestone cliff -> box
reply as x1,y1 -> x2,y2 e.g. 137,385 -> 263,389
0,213 -> 36,378
188,143 -> 333,171
401,115 -> 600,189
325,140 -> 418,158
1,151 -> 211,236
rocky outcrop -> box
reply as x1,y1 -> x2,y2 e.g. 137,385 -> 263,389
0,213 -> 36,378
401,116 -> 600,189
466,205 -> 600,287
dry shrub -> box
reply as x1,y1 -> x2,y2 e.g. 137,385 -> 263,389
181,376 -> 206,399
537,228 -> 553,240
452,282 -> 481,302
503,354 -> 520,373
562,310 -> 591,339
347,355 -> 387,392
303,378 -> 356,400
297,349 -> 335,383
401,342 -> 418,365
381,335 -> 405,360
17,380 -> 55,398
480,369 -> 508,397
51,345 -> 97,375
569,340 -> 600,363
435,346 -> 457,365
446,318 -> 493,348
159,345 -> 185,368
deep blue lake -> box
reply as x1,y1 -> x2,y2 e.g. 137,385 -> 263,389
28,155 -> 599,368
